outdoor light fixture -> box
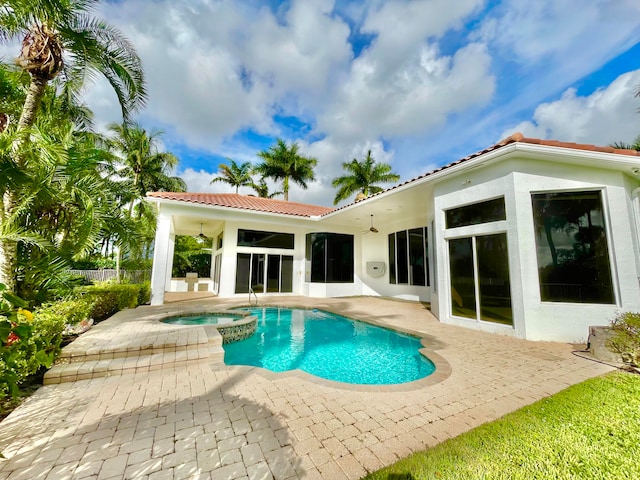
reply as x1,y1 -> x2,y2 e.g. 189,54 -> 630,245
195,223 -> 208,243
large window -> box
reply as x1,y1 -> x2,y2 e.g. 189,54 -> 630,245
235,253 -> 293,294
449,233 -> 512,325
237,229 -> 294,249
389,227 -> 429,286
532,191 -> 614,304
305,233 -> 354,283
445,197 -> 506,228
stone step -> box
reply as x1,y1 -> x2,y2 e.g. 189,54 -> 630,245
44,343 -> 220,385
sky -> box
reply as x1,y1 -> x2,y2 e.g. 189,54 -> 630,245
51,1 -> 640,205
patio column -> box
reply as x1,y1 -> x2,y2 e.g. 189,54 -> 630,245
150,212 -> 173,305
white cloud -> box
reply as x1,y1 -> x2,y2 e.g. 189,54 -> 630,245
318,42 -> 495,140
502,69 -> 640,145
362,0 -> 483,73
90,0 -> 352,152
475,0 -> 640,105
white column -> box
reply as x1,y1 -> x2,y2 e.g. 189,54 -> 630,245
165,234 -> 175,291
150,212 -> 172,305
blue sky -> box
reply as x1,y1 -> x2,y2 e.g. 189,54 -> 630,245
86,0 -> 640,206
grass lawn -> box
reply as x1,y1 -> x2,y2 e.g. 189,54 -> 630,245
363,371 -> 639,480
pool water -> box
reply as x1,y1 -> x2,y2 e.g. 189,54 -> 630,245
161,315 -> 242,325
224,307 -> 435,385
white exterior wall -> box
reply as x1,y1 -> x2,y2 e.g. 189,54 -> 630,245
432,157 -> 640,342
357,215 -> 432,302
434,164 -> 521,337
511,163 -> 640,342
150,206 -> 434,302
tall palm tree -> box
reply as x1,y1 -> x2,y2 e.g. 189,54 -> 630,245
255,138 -> 317,201
1,0 -> 146,134
211,159 -> 253,194
331,150 -> 400,205
108,122 -> 185,281
0,0 -> 146,291
108,122 -> 186,216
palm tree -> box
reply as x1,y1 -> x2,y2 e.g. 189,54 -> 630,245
0,0 -> 146,291
331,150 -> 400,205
610,135 -> 640,151
211,159 -> 253,193
1,0 -> 146,134
255,139 -> 317,201
250,178 -> 283,199
108,122 -> 186,216
108,122 -> 185,281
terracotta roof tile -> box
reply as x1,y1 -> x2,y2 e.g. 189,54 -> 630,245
146,192 -> 334,217
328,132 -> 640,214
149,134 -> 640,218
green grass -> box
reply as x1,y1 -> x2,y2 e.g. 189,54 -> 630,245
363,372 -> 640,480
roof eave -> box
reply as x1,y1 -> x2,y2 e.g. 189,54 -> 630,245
143,195 -> 324,221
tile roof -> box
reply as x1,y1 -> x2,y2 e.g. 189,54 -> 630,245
329,132 -> 640,214
149,133 -> 640,218
146,192 -> 335,217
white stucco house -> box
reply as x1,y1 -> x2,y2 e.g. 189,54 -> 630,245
146,133 -> 640,343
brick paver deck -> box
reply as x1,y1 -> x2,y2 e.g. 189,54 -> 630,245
0,296 -> 613,479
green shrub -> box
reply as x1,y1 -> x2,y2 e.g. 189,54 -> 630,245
1,285 -> 65,399
74,283 -> 141,321
137,281 -> 151,306
607,312 -> 640,366
36,297 -> 94,325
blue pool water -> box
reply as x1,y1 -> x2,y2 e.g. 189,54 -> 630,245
224,307 -> 435,385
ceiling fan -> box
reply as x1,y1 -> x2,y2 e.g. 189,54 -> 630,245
195,223 -> 209,243
364,214 -> 379,234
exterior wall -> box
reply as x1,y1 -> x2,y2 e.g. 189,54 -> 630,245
511,162 -> 640,342
357,214 -> 433,303
217,220 -> 308,298
432,157 -> 640,342
433,164 -> 522,337
151,209 -> 434,302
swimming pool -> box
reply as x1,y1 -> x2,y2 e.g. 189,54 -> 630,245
224,307 -> 435,385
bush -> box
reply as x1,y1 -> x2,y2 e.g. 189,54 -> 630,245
607,312 -> 640,366
1,285 -> 65,399
137,281 -> 151,306
36,297 -> 94,325
74,283 -> 141,321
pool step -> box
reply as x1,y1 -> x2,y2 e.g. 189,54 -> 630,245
44,309 -> 226,385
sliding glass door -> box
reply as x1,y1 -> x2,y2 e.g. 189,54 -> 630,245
235,253 -> 293,294
448,233 -> 512,325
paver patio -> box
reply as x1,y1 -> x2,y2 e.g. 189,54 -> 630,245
0,296 -> 613,479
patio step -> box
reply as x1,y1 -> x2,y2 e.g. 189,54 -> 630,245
44,311 -> 226,385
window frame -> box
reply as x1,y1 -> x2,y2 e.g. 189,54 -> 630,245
305,233 -> 354,284
388,227 -> 429,287
530,188 -> 616,305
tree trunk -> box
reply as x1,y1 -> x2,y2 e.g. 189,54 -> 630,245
283,176 -> 289,201
0,191 -> 18,292
17,76 -> 48,139
0,76 -> 49,292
